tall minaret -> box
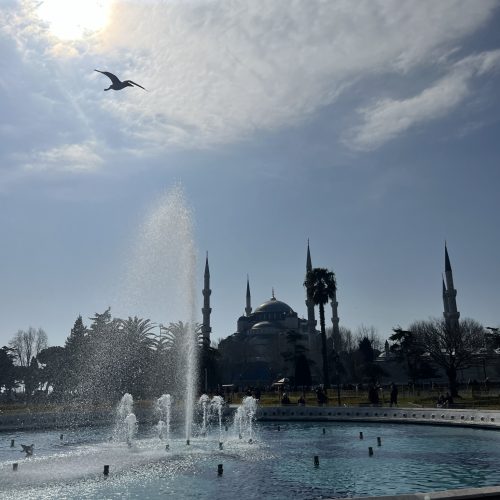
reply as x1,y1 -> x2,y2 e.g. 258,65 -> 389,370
442,276 -> 449,316
305,240 -> 317,336
245,275 -> 252,316
330,285 -> 340,340
443,244 -> 460,331
201,252 -> 212,346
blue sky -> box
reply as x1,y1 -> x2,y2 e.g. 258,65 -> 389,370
1,0 -> 499,348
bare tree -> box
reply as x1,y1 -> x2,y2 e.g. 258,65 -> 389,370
340,326 -> 355,353
9,327 -> 48,367
354,325 -> 382,352
410,317 -> 485,397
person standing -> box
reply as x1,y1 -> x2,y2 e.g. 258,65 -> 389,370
390,383 -> 398,407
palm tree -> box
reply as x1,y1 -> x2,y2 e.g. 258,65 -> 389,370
304,267 -> 336,389
116,316 -> 156,397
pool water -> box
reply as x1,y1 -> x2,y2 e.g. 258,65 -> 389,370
2,421 -> 500,499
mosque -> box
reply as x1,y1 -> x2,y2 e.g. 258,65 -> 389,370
201,242 -> 339,387
202,241 -> 497,387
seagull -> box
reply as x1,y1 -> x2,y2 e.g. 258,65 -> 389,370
20,444 -> 34,456
94,70 -> 147,91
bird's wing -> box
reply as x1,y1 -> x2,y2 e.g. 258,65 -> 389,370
125,80 -> 148,91
95,70 -> 121,85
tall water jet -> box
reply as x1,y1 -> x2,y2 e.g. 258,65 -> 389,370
119,185 -> 198,443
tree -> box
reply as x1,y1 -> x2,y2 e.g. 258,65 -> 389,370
355,325 -> 383,352
355,336 -> 387,383
304,267 -> 337,389
410,318 -> 485,397
9,327 -> 48,368
116,317 -> 156,398
63,315 -> 89,397
0,346 -> 17,397
84,307 -> 122,401
8,327 -> 48,400
389,327 -> 436,385
23,356 -> 40,401
37,346 -> 67,397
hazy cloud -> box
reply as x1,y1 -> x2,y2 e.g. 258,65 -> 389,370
1,0 -> 499,178
91,0 -> 497,148
21,141 -> 104,173
347,50 -> 500,151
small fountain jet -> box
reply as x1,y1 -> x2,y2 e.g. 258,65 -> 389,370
94,70 -> 147,91
20,444 -> 34,456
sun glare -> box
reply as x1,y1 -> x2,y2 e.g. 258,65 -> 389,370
36,0 -> 112,41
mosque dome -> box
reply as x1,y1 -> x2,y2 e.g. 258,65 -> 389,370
251,321 -> 274,330
254,296 -> 294,315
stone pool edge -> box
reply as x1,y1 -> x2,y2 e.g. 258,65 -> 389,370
256,405 -> 500,430
350,484 -> 500,499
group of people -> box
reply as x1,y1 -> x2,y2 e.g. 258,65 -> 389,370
368,382 -> 399,407
281,392 -> 307,406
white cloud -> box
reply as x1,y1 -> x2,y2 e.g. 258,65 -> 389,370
346,50 -> 500,151
22,141 -> 104,173
2,0 -> 499,168
88,0 -> 498,148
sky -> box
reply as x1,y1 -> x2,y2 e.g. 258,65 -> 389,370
1,0 -> 499,349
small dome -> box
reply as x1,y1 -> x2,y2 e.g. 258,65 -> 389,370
254,296 -> 294,315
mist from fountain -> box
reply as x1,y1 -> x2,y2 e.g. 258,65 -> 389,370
211,395 -> 224,444
125,413 -> 138,446
113,393 -> 136,442
119,185 -> 198,442
234,396 -> 258,442
155,394 -> 172,442
199,394 -> 210,436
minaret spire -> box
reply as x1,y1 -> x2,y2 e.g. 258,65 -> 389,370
201,252 -> 212,346
443,244 -> 459,331
305,239 -> 317,336
245,275 -> 252,316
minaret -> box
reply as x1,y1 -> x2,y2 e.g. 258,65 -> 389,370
245,275 -> 252,316
442,276 -> 449,316
443,244 -> 460,331
330,286 -> 339,339
305,240 -> 317,336
201,252 -> 212,346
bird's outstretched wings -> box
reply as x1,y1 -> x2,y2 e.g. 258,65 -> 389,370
124,80 -> 148,91
94,69 -> 120,85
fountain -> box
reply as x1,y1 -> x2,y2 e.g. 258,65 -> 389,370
113,393 -> 136,443
124,413 -> 137,447
155,394 -> 172,442
198,394 -> 210,437
119,185 -> 198,443
233,396 -> 258,443
3,186 -> 500,499
211,395 -> 224,445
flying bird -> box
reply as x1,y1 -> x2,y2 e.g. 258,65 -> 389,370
94,70 -> 147,91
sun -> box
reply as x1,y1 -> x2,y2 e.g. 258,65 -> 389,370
36,0 -> 112,41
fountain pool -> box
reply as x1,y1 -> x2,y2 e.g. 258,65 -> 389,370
2,420 -> 500,499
